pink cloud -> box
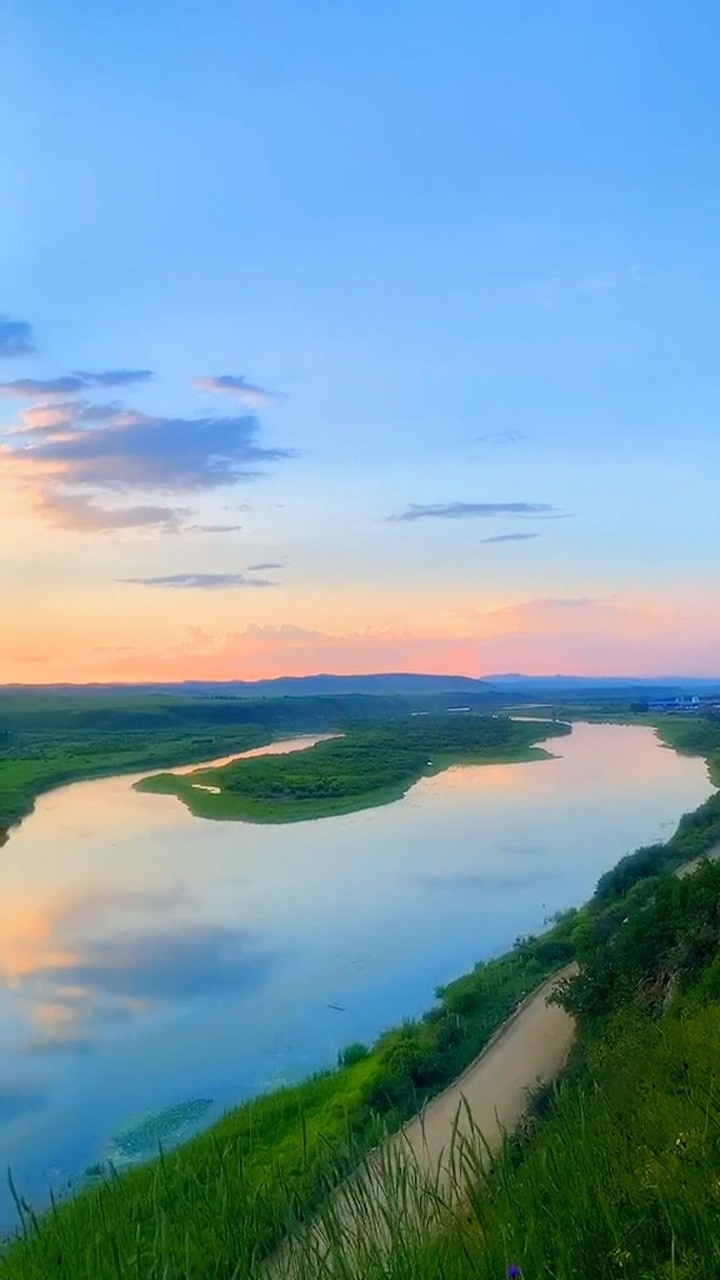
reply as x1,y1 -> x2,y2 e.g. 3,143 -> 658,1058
61,597 -> 720,683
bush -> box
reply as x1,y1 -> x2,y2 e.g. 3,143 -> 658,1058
339,1042 -> 369,1068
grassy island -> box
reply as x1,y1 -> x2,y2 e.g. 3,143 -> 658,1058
135,713 -> 571,823
0,685 -> 501,843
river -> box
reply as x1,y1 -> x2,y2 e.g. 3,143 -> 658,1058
0,722 -> 712,1220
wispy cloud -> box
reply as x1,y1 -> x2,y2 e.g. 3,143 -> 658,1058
120,572 -> 276,590
190,524 -> 244,534
481,532 -> 541,544
193,375 -> 280,408
73,369 -> 153,388
0,376 -> 88,398
247,561 -> 285,571
0,317 -> 36,358
474,430 -> 525,445
389,502 -> 561,522
0,370 -> 152,398
37,490 -> 190,533
11,400 -> 123,432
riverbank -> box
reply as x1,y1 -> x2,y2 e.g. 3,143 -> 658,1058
0,726 -> 275,844
135,716 -> 569,824
281,858 -> 720,1280
2,719 -> 719,1277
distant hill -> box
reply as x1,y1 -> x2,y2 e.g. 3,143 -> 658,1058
174,672 -> 492,698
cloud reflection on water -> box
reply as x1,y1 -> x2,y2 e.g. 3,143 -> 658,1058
0,883 -> 279,1054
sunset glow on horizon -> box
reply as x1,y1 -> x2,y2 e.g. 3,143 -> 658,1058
2,3 -> 718,685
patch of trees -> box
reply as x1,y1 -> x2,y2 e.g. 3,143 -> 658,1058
218,716 -> 567,805
561,846 -> 720,1023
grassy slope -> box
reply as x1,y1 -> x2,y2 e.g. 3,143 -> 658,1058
314,997 -> 720,1280
295,861 -> 720,1280
3,720 -> 719,1277
136,717 -> 567,824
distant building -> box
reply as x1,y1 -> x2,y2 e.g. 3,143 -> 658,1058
648,694 -> 720,715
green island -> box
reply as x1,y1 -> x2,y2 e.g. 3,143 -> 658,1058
0,684 -> 505,844
135,713 -> 571,822
2,712 -> 720,1279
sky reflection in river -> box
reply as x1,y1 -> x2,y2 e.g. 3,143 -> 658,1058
0,722 -> 713,1217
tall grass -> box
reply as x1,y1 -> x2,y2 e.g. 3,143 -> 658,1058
283,1001 -> 720,1280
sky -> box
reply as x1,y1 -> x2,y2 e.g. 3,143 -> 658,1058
1,0 -> 718,683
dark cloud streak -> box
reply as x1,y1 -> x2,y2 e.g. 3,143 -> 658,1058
74,370 -> 153,388
120,573 -> 275,590
390,502 -> 560,522
191,524 -> 244,534
481,532 -> 541,544
0,370 -> 153,398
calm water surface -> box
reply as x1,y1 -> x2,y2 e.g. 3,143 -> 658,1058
0,722 -> 712,1217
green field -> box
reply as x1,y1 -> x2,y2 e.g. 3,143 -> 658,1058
2,718 -> 719,1277
136,713 -> 569,823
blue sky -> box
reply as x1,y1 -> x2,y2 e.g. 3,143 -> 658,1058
1,1 -> 718,679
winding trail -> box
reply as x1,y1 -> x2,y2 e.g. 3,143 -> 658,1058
273,849 -> 720,1274
272,965 -> 577,1276
385,962 -> 577,1185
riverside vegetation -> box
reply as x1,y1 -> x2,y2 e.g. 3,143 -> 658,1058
136,713 -> 569,822
1,682 -> 706,839
1,715 -> 719,1278
0,685 -> 506,842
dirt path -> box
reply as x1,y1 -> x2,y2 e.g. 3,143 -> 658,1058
675,842 -> 720,878
385,962 -> 577,1185
274,849 -> 720,1275
388,844 -> 720,1183
273,966 -> 577,1276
